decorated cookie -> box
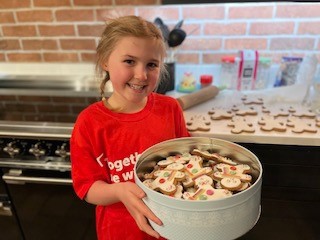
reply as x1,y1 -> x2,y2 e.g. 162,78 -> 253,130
241,95 -> 264,105
184,155 -> 212,180
232,105 -> 258,116
208,108 -> 233,120
186,114 -> 211,132
169,184 -> 183,199
258,115 -> 287,132
183,184 -> 232,200
227,116 -> 255,134
157,153 -> 191,168
191,149 -> 237,165
151,169 -> 185,195
286,116 -> 318,133
194,175 -> 214,188
288,106 -> 316,118
261,106 -> 290,117
213,163 -> 252,191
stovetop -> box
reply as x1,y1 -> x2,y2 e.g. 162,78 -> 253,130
0,121 -> 73,171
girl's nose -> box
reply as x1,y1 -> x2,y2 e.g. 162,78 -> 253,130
134,66 -> 147,81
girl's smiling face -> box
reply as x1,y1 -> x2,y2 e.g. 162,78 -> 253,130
102,36 -> 163,112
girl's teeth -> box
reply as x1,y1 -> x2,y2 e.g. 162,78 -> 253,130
130,84 -> 144,90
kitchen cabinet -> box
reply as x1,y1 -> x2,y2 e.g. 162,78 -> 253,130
182,87 -> 320,239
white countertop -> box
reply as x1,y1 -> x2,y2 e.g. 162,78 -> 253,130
181,84 -> 320,146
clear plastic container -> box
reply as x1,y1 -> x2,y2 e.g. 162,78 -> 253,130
219,56 -> 240,90
254,57 -> 271,90
274,56 -> 303,87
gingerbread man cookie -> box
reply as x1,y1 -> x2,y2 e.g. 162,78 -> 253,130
286,116 -> 318,133
208,107 -> 233,120
288,106 -> 316,118
241,95 -> 264,105
316,116 -> 320,127
186,114 -> 211,132
157,153 -> 192,168
183,184 -> 232,200
258,115 -> 287,132
213,163 -> 252,191
184,155 -> 212,180
261,106 -> 290,117
227,116 -> 255,134
191,149 -> 237,165
232,105 -> 258,116
150,169 -> 185,195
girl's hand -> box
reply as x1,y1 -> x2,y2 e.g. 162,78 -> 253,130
117,181 -> 163,239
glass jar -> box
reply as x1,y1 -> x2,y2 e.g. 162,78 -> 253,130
254,57 -> 271,90
219,56 -> 240,90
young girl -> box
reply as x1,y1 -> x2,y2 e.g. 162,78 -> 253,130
70,15 -> 190,240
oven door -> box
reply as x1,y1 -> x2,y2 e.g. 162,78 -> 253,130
2,168 -> 96,240
0,170 -> 24,240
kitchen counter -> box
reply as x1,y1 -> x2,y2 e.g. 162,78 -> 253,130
179,84 -> 320,146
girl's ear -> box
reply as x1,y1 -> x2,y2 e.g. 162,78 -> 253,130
101,62 -> 108,71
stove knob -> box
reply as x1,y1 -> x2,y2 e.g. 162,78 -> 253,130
55,143 -> 70,159
29,142 -> 46,159
3,141 -> 20,158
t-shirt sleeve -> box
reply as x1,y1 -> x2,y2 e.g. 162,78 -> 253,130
70,114 -> 109,200
173,98 -> 191,138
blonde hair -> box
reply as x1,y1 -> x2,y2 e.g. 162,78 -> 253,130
96,15 -> 167,97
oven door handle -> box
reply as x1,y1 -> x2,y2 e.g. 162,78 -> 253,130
2,174 -> 72,185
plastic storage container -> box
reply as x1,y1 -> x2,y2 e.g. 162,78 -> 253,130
254,57 -> 271,90
219,56 -> 240,90
200,75 -> 213,88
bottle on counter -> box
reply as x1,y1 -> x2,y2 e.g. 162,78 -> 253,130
200,75 -> 213,88
254,57 -> 271,90
219,55 -> 240,90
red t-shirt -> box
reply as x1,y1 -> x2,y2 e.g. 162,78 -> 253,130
71,92 -> 190,240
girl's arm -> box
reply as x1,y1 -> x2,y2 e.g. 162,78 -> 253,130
85,180 -> 163,239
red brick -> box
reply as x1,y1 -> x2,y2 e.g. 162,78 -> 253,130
60,39 -> 96,50
0,0 -> 30,8
43,53 -> 79,62
6,103 -> 36,112
2,113 -> 24,121
183,24 -> 201,36
0,12 -> 15,23
116,0 -> 157,5
204,23 -> 247,35
52,96 -> 87,104
56,9 -> 94,22
33,0 -> 71,7
182,5 -> 224,20
38,25 -> 75,36
17,10 -> 53,22
176,53 -> 199,64
7,53 -> 42,62
225,38 -> 267,50
56,115 -> 77,123
81,53 -> 97,62
138,7 -> 179,21
181,38 -> 222,51
96,8 -> 135,21
0,39 -> 20,50
277,4 -> 320,18
270,38 -> 315,50
298,21 -> 320,35
78,24 -> 105,37
0,95 -> 16,101
229,5 -> 273,19
0,54 -> 5,61
22,39 -> 58,50
250,22 -> 294,35
74,0 -> 112,6
2,25 -> 37,37
18,96 -> 51,102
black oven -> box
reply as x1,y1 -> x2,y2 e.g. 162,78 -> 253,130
0,121 -> 96,240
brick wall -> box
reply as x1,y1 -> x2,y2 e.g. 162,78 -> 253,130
0,1 -> 319,64
1,1 -> 320,123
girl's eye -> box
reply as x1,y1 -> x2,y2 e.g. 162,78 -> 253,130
124,59 -> 134,65
148,62 -> 158,68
